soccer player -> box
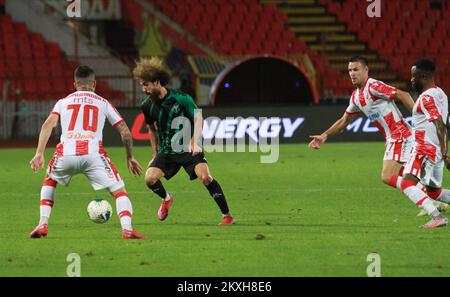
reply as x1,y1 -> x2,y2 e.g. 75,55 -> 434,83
400,59 -> 450,228
132,57 -> 234,225
310,56 -> 425,192
29,66 -> 145,239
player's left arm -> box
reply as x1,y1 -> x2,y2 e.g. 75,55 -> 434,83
191,110 -> 203,155
422,94 -> 450,170
179,95 -> 203,155
433,118 -> 450,170
434,118 -> 447,156
115,121 -> 142,176
30,113 -> 59,172
369,82 -> 415,113
392,90 -> 415,113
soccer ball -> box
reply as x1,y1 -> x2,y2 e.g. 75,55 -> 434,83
87,199 -> 113,224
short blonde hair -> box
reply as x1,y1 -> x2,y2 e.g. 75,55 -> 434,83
132,57 -> 171,86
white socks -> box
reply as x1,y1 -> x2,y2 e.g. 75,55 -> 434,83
403,184 -> 427,205
39,179 -> 57,225
402,182 -> 440,218
388,174 -> 403,190
434,189 -> 450,204
395,176 -> 403,190
114,192 -> 133,230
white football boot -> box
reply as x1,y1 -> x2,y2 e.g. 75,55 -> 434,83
417,200 -> 449,217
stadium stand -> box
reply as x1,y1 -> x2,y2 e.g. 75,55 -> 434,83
318,0 -> 450,93
4,0 -> 446,104
269,0 -> 449,93
0,14 -> 126,102
125,0 -> 353,96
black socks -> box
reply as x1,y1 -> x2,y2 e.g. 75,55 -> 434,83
148,180 -> 167,199
206,179 -> 230,215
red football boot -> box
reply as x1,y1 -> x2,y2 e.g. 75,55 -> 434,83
157,194 -> 173,221
421,216 -> 448,229
122,228 -> 146,239
29,224 -> 48,238
219,215 -> 235,225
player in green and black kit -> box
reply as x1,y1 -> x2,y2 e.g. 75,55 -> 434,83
133,57 -> 235,225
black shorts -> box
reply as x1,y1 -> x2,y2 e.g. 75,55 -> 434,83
149,152 -> 208,180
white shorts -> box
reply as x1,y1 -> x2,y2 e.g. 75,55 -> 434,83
403,150 -> 444,188
47,153 -> 125,192
383,137 -> 413,163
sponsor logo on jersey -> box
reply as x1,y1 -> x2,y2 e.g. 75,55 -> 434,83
67,132 -> 95,140
100,156 -> 114,179
368,112 -> 380,121
72,97 -> 94,104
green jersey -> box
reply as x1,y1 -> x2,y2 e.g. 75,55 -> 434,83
141,88 -> 199,154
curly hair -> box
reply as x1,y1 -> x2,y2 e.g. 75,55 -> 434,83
132,57 -> 172,86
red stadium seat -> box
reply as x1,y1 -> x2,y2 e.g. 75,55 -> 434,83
0,60 -> 5,78
6,60 -> 20,76
18,41 -> 32,58
20,61 -> 34,77
7,80 -> 19,101
110,91 -> 125,101
34,59 -> 50,77
315,0 -> 450,87
46,43 -> 62,58
20,79 -> 38,101
49,59 -> 64,76
0,15 -> 121,102
37,79 -> 52,100
0,15 -> 14,34
31,33 -> 46,58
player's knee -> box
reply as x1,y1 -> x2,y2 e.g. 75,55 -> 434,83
43,177 -> 57,188
199,174 -> 213,185
426,187 -> 442,199
400,177 -> 416,191
145,175 -> 160,186
381,172 -> 392,185
110,187 -> 126,197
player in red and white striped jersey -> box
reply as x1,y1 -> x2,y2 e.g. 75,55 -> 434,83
310,56 -> 417,191
401,59 -> 450,228
50,90 -> 123,156
29,66 -> 145,239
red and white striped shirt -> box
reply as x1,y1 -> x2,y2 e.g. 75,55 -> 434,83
51,91 -> 124,156
345,78 -> 411,142
411,86 -> 448,161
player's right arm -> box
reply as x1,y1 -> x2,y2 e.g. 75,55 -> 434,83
30,113 -> 59,172
308,112 -> 358,149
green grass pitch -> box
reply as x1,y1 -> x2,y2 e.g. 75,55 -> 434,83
1,143 -> 450,276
